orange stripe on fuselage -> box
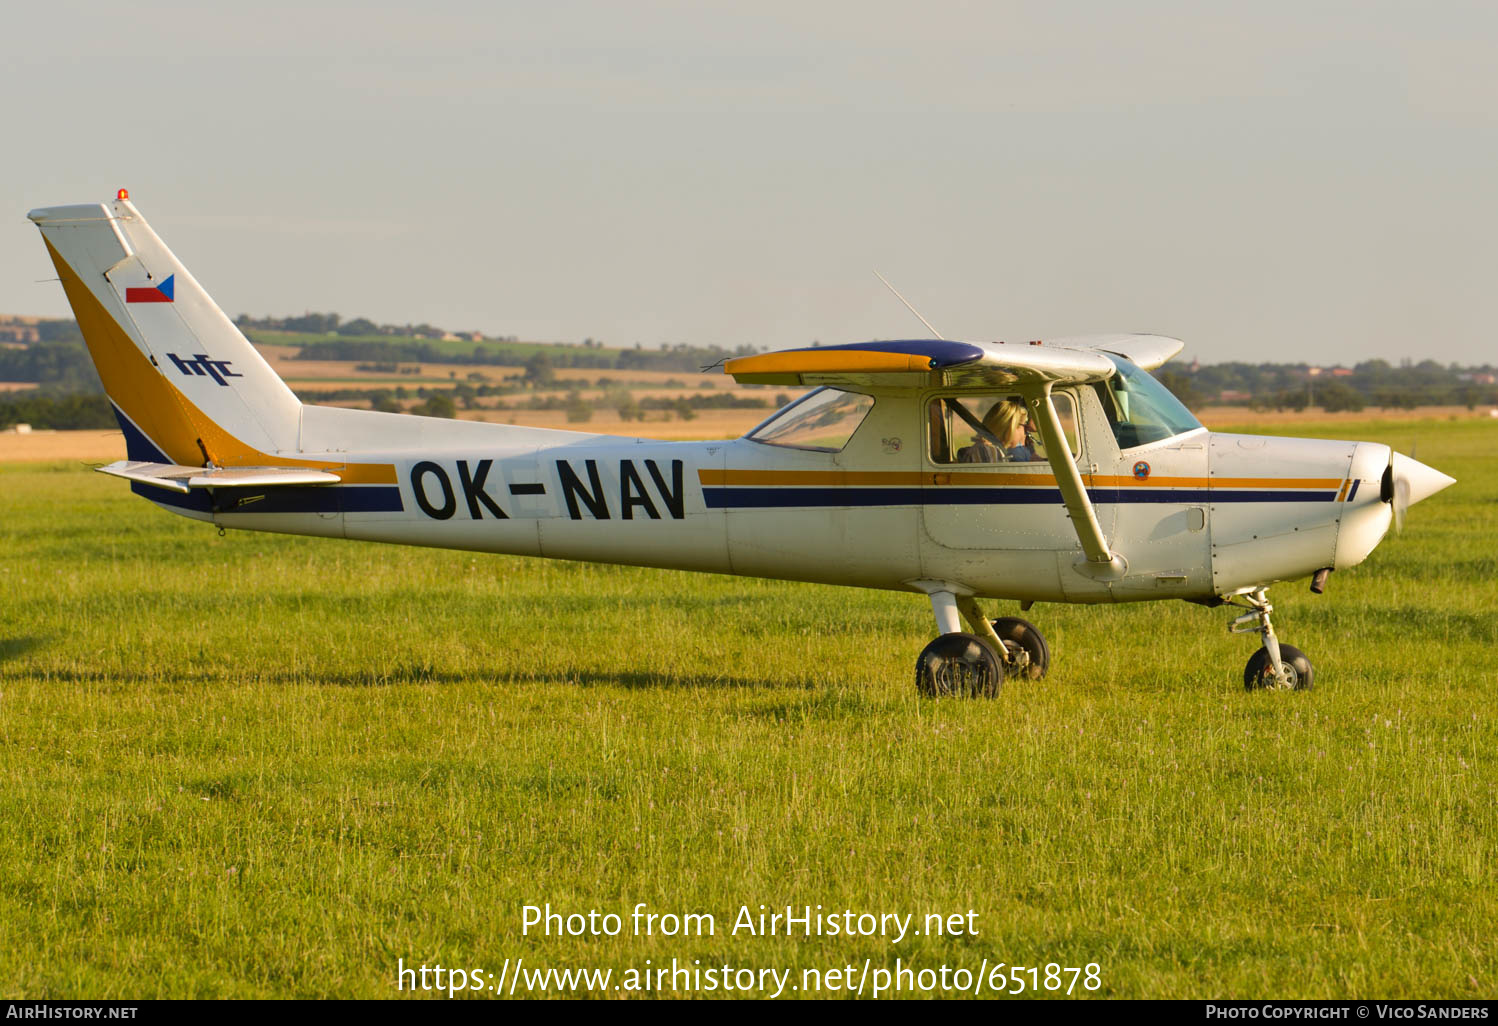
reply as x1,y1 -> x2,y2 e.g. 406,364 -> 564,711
1095,475 -> 1342,489
44,237 -> 395,484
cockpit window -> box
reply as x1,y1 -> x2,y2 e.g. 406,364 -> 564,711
928,393 -> 1078,465
1091,355 -> 1203,449
747,387 -> 874,453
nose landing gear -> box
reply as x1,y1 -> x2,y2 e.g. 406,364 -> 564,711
1229,588 -> 1314,691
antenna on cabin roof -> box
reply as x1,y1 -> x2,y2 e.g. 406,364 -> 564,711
873,270 -> 945,340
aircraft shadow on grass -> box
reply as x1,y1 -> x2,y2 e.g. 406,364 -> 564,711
3,663 -> 794,692
0,636 -> 49,663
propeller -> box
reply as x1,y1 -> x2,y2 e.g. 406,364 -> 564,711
1380,452 -> 1456,533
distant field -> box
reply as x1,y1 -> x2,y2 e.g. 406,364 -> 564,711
0,418 -> 1493,998
246,330 -> 639,363
256,344 -> 735,390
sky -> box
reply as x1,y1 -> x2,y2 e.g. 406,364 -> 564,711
5,0 -> 1498,365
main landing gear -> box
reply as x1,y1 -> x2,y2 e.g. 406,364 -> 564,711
914,591 -> 1050,698
1228,588 -> 1314,691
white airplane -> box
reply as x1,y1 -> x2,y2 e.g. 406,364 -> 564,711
27,192 -> 1455,695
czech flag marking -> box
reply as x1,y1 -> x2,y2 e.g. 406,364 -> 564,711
126,274 -> 175,304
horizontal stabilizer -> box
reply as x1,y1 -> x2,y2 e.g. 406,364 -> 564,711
97,461 -> 342,493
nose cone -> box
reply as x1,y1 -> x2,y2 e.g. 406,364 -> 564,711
1390,452 -> 1456,508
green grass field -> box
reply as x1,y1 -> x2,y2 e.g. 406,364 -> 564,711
1,417 -> 1494,999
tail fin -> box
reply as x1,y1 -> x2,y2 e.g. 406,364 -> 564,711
27,193 -> 301,466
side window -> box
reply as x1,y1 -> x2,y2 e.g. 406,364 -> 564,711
928,393 -> 1078,465
747,387 -> 875,453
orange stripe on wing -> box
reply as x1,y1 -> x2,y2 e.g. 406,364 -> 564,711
724,350 -> 934,376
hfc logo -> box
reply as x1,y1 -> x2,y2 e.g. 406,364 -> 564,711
167,352 -> 241,387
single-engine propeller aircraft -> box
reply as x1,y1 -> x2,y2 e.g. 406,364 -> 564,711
27,193 -> 1456,695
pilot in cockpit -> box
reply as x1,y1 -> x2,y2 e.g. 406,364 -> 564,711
958,400 -> 1036,463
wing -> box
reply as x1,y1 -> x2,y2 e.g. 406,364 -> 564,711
723,334 -> 1183,387
97,461 -> 341,494
724,332 -> 1188,578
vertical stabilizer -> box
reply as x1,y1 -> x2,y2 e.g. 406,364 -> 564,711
28,194 -> 302,466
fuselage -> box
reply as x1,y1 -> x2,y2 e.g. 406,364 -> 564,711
126,384 -> 1395,605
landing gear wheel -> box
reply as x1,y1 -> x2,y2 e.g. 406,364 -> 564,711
990,617 -> 1050,681
1243,644 -> 1314,691
915,633 -> 1004,698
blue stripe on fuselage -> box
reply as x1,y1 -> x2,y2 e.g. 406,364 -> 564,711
702,487 -> 1337,509
133,483 -> 404,514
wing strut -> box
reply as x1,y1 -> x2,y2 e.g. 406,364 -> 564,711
1025,386 -> 1127,578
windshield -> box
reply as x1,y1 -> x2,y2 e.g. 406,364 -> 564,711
747,388 -> 874,452
1091,355 -> 1202,449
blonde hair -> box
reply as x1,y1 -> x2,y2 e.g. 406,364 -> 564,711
981,400 -> 1027,443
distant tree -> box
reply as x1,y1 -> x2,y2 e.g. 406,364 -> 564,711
565,391 -> 593,423
1272,389 -> 1308,412
36,319 -> 83,343
283,312 -> 340,334
337,317 -> 379,336
613,392 -> 643,422
1316,381 -> 1364,413
0,392 -> 114,430
1156,370 -> 1200,407
419,393 -> 457,418
1375,388 -> 1418,411
524,352 -> 557,387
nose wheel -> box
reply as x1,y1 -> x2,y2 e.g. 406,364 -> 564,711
1244,643 -> 1314,690
1229,588 -> 1314,691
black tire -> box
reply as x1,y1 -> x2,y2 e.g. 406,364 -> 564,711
1243,644 -> 1314,691
991,616 -> 1050,681
915,632 -> 1004,698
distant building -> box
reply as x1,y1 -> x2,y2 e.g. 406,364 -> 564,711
0,316 -> 42,344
